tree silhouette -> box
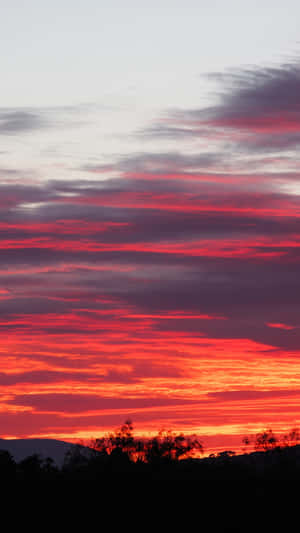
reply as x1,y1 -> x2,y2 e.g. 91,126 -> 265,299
92,419 -> 141,461
217,450 -> 236,458
242,426 -> 300,453
144,429 -> 204,463
281,427 -> 300,447
91,420 -> 204,465
18,453 -> 43,479
0,450 -> 16,479
254,429 -> 278,451
63,442 -> 96,474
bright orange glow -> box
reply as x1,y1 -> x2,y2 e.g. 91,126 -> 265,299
2,66 -> 300,456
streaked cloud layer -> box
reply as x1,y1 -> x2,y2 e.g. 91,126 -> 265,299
1,58 -> 300,452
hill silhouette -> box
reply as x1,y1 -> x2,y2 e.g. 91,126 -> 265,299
0,438 -> 84,467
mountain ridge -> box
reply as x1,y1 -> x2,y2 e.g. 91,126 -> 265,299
0,437 -> 84,466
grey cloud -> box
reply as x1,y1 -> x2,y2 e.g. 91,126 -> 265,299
140,60 -> 300,151
240,131 -> 300,152
176,62 -> 300,124
0,101 -> 96,137
207,389 -> 300,401
0,111 -> 45,134
0,174 -> 299,351
139,125 -> 210,139
84,151 -> 223,172
8,393 -> 199,413
0,370 -> 98,386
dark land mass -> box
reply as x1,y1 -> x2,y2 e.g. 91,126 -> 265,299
1,437 -> 299,530
2,437 -> 300,480
0,437 -> 83,467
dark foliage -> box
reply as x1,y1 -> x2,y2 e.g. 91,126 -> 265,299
0,450 -> 16,479
1,423 -> 296,533
1,422 -> 300,484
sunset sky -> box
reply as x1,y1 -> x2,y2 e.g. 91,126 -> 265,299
1,0 -> 300,453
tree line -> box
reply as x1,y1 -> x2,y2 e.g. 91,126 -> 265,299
1,420 -> 300,480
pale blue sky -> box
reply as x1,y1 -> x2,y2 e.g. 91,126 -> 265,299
1,1 -> 300,184
2,0 -> 299,107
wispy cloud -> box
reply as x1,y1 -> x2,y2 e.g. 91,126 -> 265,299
0,110 -> 45,134
141,60 -> 300,152
1,59 -> 300,448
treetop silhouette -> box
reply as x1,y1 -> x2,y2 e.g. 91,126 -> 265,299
91,419 -> 204,463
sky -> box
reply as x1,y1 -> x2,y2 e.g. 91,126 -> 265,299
1,0 -> 300,453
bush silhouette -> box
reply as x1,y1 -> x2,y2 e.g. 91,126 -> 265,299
18,453 -> 43,480
143,429 -> 203,464
0,450 -> 16,479
91,419 -> 204,466
242,426 -> 300,452
92,419 -> 140,461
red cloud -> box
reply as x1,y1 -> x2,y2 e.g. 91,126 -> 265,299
1,60 -> 300,452
266,322 -> 295,330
